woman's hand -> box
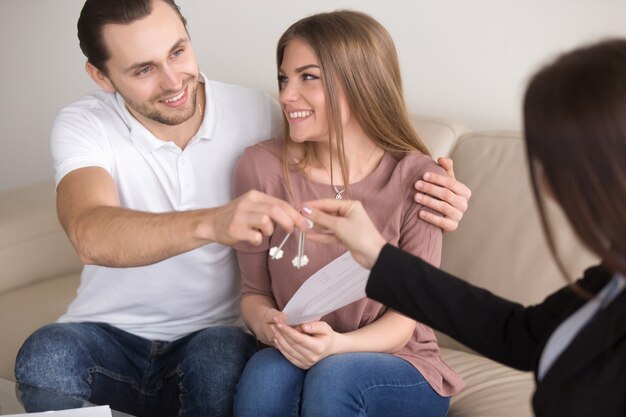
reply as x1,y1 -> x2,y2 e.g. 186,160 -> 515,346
415,157 -> 471,232
241,295 -> 286,347
256,308 -> 287,347
302,200 -> 386,270
271,319 -> 343,369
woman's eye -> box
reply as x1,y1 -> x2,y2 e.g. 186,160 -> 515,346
303,73 -> 319,81
277,74 -> 288,83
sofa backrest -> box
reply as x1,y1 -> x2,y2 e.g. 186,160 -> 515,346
411,114 -> 466,160
440,132 -> 598,343
408,117 -> 595,305
0,181 -> 82,295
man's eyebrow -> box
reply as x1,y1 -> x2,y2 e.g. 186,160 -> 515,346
123,38 -> 189,74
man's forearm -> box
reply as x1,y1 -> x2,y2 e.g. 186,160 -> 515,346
68,205 -> 216,267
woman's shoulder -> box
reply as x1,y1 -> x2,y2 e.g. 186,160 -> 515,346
235,138 -> 287,194
390,151 -> 445,184
240,138 -> 284,167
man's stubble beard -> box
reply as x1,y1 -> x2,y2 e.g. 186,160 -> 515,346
116,75 -> 198,126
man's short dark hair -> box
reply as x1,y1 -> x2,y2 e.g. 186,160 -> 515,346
77,0 -> 187,73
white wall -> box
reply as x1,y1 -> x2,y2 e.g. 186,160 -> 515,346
1,0 -> 624,192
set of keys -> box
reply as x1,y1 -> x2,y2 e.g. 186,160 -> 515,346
269,218 -> 314,268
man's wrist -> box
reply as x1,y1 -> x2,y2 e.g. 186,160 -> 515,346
193,208 -> 217,243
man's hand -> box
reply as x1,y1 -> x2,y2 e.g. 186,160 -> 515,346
57,167 -> 308,267
415,157 -> 471,232
205,190 -> 309,247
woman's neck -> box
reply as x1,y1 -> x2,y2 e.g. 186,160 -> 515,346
306,125 -> 384,186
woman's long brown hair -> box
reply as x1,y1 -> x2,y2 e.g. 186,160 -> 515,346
524,39 -> 626,285
276,10 -> 430,198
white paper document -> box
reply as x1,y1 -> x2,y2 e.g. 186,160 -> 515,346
1,405 -> 112,417
282,252 -> 370,325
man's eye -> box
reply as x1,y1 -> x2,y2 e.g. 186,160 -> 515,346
172,49 -> 184,57
138,67 -> 151,75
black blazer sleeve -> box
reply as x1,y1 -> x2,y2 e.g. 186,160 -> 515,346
365,244 -> 609,371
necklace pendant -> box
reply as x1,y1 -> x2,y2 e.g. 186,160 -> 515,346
333,185 -> 345,200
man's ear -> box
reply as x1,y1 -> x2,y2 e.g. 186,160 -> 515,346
85,62 -> 115,93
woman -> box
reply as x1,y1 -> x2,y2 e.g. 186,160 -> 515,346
233,10 -> 464,417
304,39 -> 626,417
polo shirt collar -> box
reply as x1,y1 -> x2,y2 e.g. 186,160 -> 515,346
116,72 -> 215,153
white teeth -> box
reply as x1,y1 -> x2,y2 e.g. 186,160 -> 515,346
163,89 -> 185,103
288,111 -> 313,119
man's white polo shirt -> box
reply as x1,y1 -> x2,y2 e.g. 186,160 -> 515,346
52,74 -> 282,341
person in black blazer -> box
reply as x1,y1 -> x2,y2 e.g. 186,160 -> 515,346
301,38 -> 626,417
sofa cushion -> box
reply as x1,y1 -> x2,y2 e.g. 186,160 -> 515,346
440,348 -> 534,417
0,182 -> 82,294
0,272 -> 81,380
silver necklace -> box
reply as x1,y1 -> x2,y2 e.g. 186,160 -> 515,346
327,144 -> 380,200
333,185 -> 345,200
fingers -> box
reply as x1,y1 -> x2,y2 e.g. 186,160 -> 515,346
437,157 -> 455,178
413,178 -> 466,233
300,321 -> 327,335
414,189 -> 463,233
300,206 -> 338,235
423,159 -> 472,200
272,327 -> 307,368
415,176 -> 470,206
415,193 -> 463,222
301,199 -> 351,230
301,199 -> 386,270
241,211 -> 276,237
220,191 -> 310,246
250,192 -> 309,233
271,323 -> 315,369
271,319 -> 332,369
275,320 -> 315,347
412,159 -> 472,233
418,209 -> 459,232
300,199 -> 351,238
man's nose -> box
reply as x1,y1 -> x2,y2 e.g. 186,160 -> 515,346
160,65 -> 181,91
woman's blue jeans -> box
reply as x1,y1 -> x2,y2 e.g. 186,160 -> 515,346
234,348 -> 450,417
14,322 -> 255,417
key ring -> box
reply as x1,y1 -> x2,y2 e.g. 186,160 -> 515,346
269,219 -> 314,268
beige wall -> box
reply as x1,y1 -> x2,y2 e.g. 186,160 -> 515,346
1,0 -> 625,192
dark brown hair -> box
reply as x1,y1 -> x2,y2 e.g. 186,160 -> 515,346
524,39 -> 626,280
77,0 -> 187,73
276,10 -> 430,196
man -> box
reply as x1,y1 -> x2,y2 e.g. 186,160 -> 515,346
14,1 -> 471,416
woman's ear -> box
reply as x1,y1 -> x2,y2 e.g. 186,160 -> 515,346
85,62 -> 115,93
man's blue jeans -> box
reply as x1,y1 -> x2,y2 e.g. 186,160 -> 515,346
234,348 -> 450,417
15,322 -> 255,417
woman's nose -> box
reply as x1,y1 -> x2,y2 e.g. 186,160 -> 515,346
279,81 -> 299,103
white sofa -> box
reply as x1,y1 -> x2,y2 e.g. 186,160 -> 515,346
0,115 -> 597,416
